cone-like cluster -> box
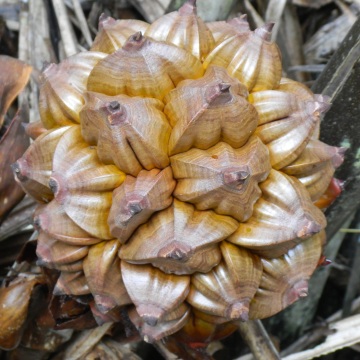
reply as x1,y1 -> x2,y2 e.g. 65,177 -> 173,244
13,0 -> 344,344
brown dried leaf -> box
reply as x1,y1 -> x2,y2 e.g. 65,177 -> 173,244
293,0 -> 334,9
0,55 -> 32,128
0,275 -> 44,350
49,295 -> 97,331
21,316 -> 73,352
62,323 -> 113,359
82,338 -> 142,360
304,12 -> 356,63
0,106 -> 30,220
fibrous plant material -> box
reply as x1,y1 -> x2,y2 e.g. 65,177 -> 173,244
8,0 -> 345,351
0,56 -> 31,221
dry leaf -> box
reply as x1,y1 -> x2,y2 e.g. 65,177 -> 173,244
0,55 -> 31,128
0,106 -> 30,220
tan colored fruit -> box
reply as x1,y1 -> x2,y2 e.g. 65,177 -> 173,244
12,0 -> 344,346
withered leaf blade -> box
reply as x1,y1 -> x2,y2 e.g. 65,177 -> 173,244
0,106 -> 30,220
49,295 -> 98,330
80,337 -> 142,359
62,322 -> 113,358
0,232 -> 33,269
0,276 -> 44,350
0,55 -> 32,128
292,0 -> 332,8
21,321 -> 73,352
20,298 -> 73,352
109,308 -> 141,344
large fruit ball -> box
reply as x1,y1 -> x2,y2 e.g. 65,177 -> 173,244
13,0 -> 344,344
